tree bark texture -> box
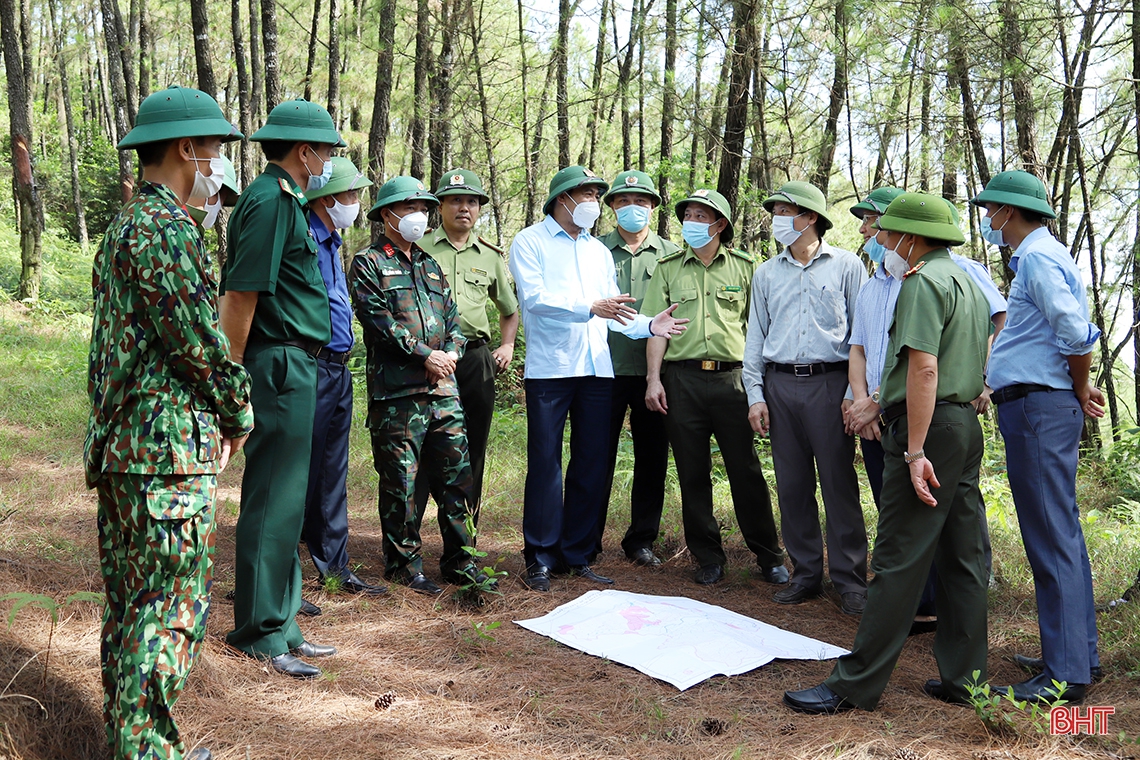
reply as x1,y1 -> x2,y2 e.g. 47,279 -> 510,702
191,0 -> 218,99
717,0 -> 754,213
261,0 -> 280,110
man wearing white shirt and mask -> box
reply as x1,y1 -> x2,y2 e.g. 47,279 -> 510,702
508,165 -> 688,592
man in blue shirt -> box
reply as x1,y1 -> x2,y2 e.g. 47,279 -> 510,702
301,157 -> 387,598
508,166 -> 687,592
973,170 -> 1104,703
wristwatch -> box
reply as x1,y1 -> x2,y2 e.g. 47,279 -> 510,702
904,449 -> 925,464
871,390 -> 880,404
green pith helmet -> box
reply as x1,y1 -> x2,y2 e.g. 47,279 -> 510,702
850,186 -> 904,219
674,188 -> 734,244
219,155 -> 240,205
969,170 -> 1056,219
366,176 -> 438,221
434,168 -> 490,204
250,98 -> 346,147
875,192 -> 966,246
762,180 -> 834,231
117,85 -> 242,149
941,197 -> 961,225
304,156 -> 373,204
542,165 -> 610,216
603,170 -> 661,205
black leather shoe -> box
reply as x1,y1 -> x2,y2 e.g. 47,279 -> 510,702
524,565 -> 551,592
570,565 -> 615,584
298,598 -> 322,617
1003,672 -> 1086,704
1013,654 -> 1103,683
290,640 -> 337,658
694,564 -> 724,585
400,572 -> 442,595
760,564 -> 790,584
338,571 -> 388,596
783,683 -> 854,714
922,679 -> 969,705
773,583 -> 823,604
840,592 -> 866,616
629,548 -> 663,567
266,653 -> 321,680
186,749 -> 212,760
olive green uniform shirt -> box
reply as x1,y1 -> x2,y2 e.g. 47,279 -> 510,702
418,228 -> 518,343
601,228 -> 681,376
879,249 -> 990,408
640,244 -> 757,363
220,163 -> 332,345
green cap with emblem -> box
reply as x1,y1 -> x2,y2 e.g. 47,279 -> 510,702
250,98 -> 346,147
875,192 -> 966,245
603,170 -> 661,205
969,170 -> 1056,219
543,165 -> 610,215
366,175 -> 439,221
850,186 -> 904,219
304,156 -> 373,203
117,85 -> 242,149
762,180 -> 834,231
674,188 -> 735,244
434,168 -> 490,204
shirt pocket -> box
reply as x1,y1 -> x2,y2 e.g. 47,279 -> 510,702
143,480 -> 211,628
811,288 -> 847,332
714,287 -> 745,317
672,287 -> 700,320
382,283 -> 416,314
191,406 -> 221,464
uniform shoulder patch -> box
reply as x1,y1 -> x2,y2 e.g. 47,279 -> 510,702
658,248 -> 685,263
729,248 -> 757,263
477,235 -> 505,256
903,260 -> 927,279
278,177 -> 306,201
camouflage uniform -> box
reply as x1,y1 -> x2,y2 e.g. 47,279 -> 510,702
349,234 -> 475,579
86,181 -> 254,760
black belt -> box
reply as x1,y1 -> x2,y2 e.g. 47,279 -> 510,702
991,383 -> 1059,405
672,359 -> 743,372
879,400 -> 971,427
466,337 -> 489,350
769,361 -> 848,377
317,347 -> 352,365
250,337 -> 324,358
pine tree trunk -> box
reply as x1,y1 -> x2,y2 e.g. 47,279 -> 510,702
516,0 -> 536,226
810,0 -> 847,194
1133,0 -> 1140,419
137,0 -> 151,99
327,0 -> 341,123
618,0 -> 638,169
232,0 -> 253,187
555,0 -> 572,168
582,0 -> 608,167
191,0 -> 218,99
466,0 -> 503,244
368,0 -> 396,236
687,0 -> 706,191
410,0 -> 431,179
50,0 -> 87,245
1001,0 -> 1042,177
261,0 -> 280,110
303,0 -> 323,101
716,0 -> 754,212
429,0 -> 455,189
705,30 -> 732,186
249,0 -> 263,122
657,0 -> 676,237
99,0 -> 134,203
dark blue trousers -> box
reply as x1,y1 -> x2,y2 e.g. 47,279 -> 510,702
523,376 -> 612,571
302,357 -> 353,579
998,390 -> 1099,684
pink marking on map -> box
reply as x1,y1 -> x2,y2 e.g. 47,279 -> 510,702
620,607 -> 661,632
558,625 -> 574,634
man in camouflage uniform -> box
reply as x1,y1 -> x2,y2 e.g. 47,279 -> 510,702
351,176 -> 476,596
86,86 -> 253,760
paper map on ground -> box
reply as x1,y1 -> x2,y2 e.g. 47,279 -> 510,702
514,589 -> 849,691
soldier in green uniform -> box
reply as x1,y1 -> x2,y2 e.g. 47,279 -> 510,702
641,189 -> 784,586
87,85 -> 253,760
219,99 -> 344,680
351,176 -> 477,596
784,192 -> 991,714
594,170 -> 680,566
414,168 -> 519,525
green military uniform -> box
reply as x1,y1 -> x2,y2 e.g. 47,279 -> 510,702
87,87 -> 252,760
414,169 -> 517,522
353,177 -> 475,583
824,195 -> 990,709
221,99 -> 342,658
640,190 -> 782,574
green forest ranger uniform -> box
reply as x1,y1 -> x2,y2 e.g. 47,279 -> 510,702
221,99 -> 343,658
352,177 -> 475,584
640,189 -> 783,576
86,86 -> 253,760
414,168 -> 518,522
824,193 -> 990,709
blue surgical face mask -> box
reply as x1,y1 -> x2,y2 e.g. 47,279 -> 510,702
863,237 -> 886,264
304,147 -> 333,191
615,204 -> 650,233
682,220 -> 716,249
980,207 -> 1008,247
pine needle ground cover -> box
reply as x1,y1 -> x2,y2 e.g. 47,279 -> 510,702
0,301 -> 1138,760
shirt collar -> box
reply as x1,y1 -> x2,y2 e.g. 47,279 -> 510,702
431,225 -> 474,252
1014,226 -> 1052,258
374,232 -> 424,262
309,213 -> 341,247
681,244 -> 726,265
263,162 -> 300,190
604,228 -> 665,255
542,213 -> 590,241
141,181 -> 193,223
777,240 -> 833,268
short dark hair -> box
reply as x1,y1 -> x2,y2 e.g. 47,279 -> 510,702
1018,208 -> 1048,225
815,221 -> 828,240
136,136 -> 207,167
260,140 -> 297,162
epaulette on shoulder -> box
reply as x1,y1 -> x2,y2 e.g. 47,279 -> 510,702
278,177 -> 306,202
658,248 -> 685,263
729,247 -> 756,263
477,235 -> 505,256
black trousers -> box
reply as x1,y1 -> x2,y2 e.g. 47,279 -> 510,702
302,357 -> 354,579
594,375 -> 669,560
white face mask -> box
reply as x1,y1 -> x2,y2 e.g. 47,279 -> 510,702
772,214 -> 804,246
327,199 -> 360,229
882,234 -> 914,280
189,147 -> 225,201
392,210 -> 429,242
563,197 -> 601,230
201,197 -> 222,229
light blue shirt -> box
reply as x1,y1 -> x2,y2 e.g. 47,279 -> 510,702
509,215 -> 652,380
743,242 -> 866,405
951,253 -> 1008,319
987,227 -> 1100,391
848,265 -> 901,393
